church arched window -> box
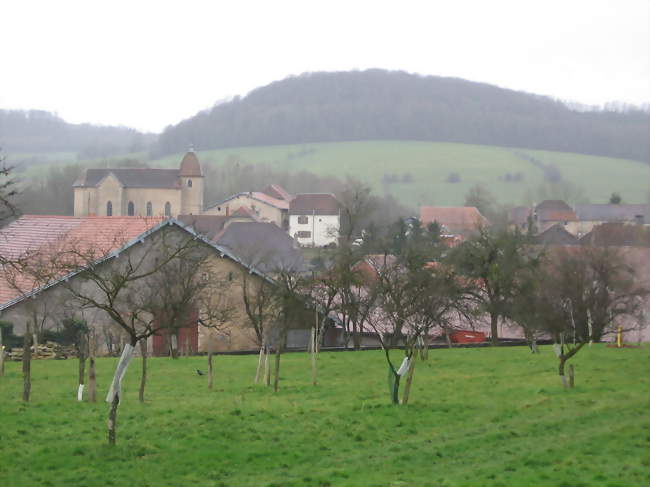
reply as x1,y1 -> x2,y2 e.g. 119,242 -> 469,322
106,201 -> 113,217
127,201 -> 135,216
146,202 -> 153,217
187,179 -> 192,187
164,202 -> 171,217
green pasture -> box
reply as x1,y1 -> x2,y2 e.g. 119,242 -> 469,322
152,141 -> 650,208
1,345 -> 648,486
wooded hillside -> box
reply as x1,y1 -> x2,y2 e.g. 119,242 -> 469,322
157,69 -> 650,163
0,110 -> 154,158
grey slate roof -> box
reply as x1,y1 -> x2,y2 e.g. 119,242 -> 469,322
575,204 -> 650,223
177,215 -> 231,241
534,224 -> 578,245
73,168 -> 181,189
215,222 -> 305,272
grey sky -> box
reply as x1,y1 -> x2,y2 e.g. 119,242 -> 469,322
1,0 -> 648,133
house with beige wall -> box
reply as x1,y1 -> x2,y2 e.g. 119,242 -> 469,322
203,191 -> 290,229
73,150 -> 204,218
0,217 -> 312,354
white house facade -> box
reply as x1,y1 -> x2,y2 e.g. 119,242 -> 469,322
288,193 -> 340,247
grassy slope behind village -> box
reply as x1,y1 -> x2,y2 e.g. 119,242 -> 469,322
11,141 -> 650,209
1,345 -> 649,486
151,141 -> 650,208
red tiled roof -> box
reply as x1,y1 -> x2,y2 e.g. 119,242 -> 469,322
0,215 -> 163,305
538,209 -> 577,222
250,192 -> 290,210
232,206 -> 257,218
420,207 -> 488,234
261,184 -> 294,202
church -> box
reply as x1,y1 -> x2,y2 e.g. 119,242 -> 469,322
73,150 -> 204,217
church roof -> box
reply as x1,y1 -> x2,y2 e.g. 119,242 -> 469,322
73,168 -> 181,189
179,151 -> 202,177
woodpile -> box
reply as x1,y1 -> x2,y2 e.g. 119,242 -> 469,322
8,342 -> 76,361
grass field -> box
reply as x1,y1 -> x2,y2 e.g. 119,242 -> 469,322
1,345 -> 649,486
152,141 -> 650,208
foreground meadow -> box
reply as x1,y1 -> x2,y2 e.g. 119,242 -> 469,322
0,345 -> 649,486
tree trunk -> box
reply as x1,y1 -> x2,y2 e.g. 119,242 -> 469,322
388,366 -> 400,405
207,337 -> 214,390
558,356 -> 568,389
401,356 -> 416,405
264,347 -> 271,386
170,334 -> 178,359
352,323 -> 361,351
444,328 -> 453,349
106,343 -> 135,445
490,313 -> 499,346
254,344 -> 264,384
273,346 -> 281,393
139,339 -> 147,403
310,327 -> 317,386
568,364 -> 575,388
77,352 -> 86,401
22,329 -> 32,402
108,392 -> 119,445
0,326 -> 4,377
88,357 -> 96,402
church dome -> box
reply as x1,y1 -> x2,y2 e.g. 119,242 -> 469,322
179,150 -> 202,177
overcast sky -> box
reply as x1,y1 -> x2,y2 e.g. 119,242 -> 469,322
1,0 -> 648,133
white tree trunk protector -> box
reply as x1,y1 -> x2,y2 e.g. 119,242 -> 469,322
171,335 -> 178,350
106,344 -> 134,403
397,357 -> 411,376
77,384 -> 85,401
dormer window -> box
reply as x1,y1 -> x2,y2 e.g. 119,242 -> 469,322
188,179 -> 192,187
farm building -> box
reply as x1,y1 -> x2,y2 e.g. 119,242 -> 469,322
0,215 -> 320,356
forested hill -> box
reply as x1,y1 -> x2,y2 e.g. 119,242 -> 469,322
158,69 -> 650,163
0,109 -> 154,158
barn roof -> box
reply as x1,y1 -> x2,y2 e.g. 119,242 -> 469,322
215,222 -> 304,272
0,216 -> 164,305
0,216 -> 281,313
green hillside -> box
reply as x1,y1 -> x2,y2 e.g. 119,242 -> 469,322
152,140 -> 650,208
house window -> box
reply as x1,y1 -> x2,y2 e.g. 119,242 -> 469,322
298,215 -> 308,224
296,231 -> 311,238
188,179 -> 192,187
106,201 -> 113,216
164,202 -> 171,217
146,202 -> 153,217
127,201 -> 135,216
